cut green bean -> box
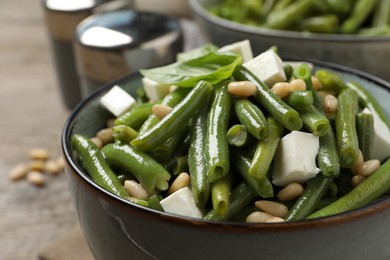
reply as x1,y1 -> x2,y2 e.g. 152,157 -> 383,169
112,125 -> 138,144
294,15 -> 339,33
373,0 -> 390,27
235,98 -> 268,140
335,88 -> 360,168
296,105 -> 330,137
315,69 -> 347,93
172,155 -> 189,176
203,181 -> 257,221
147,195 -> 164,211
71,134 -> 129,199
226,124 -> 254,147
341,0 -> 377,34
234,66 -> 303,131
317,126 -> 340,178
211,174 -> 232,217
114,102 -> 155,129
232,151 -> 274,198
309,158 -> 390,219
284,90 -> 314,108
356,112 -> 374,160
131,81 -> 212,151
249,117 -> 284,179
101,143 -> 171,194
151,127 -> 188,162
285,173 -> 333,221
188,105 -> 211,206
346,82 -> 390,129
206,81 -> 232,183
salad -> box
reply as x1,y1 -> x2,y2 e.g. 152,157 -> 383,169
71,39 -> 390,223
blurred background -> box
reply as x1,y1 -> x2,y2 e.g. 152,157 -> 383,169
0,0 -> 205,259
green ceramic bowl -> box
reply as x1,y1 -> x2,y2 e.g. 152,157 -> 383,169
62,59 -> 390,260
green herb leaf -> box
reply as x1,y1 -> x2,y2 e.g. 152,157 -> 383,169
140,51 -> 242,87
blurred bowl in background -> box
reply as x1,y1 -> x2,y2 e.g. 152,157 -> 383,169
74,9 -> 183,98
189,0 -> 390,82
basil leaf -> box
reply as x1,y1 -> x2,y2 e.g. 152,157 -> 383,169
140,51 -> 242,87
176,44 -> 219,62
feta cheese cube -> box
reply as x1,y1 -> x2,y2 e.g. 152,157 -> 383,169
362,108 -> 390,162
272,131 -> 320,186
218,40 -> 254,62
100,85 -> 136,117
243,49 -> 286,87
142,77 -> 171,101
160,187 -> 203,219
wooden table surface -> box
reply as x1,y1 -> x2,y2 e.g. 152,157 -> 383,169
0,1 -> 207,259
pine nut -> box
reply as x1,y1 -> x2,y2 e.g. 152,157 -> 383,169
56,156 -> 65,169
277,183 -> 304,201
106,118 -> 116,128
351,150 -> 364,175
255,200 -> 288,218
152,104 -> 173,120
96,128 -> 114,145
45,160 -> 62,175
124,180 -> 149,200
311,76 -> 321,91
8,163 -> 29,181
90,137 -> 103,149
355,159 -> 381,177
167,172 -> 190,195
227,81 -> 257,97
29,148 -> 50,161
27,171 -> 45,186
246,211 -> 273,223
265,216 -> 286,223
271,82 -> 291,98
289,79 -> 306,91
323,94 -> 338,116
351,175 -> 366,187
169,85 -> 178,93
29,160 -> 46,172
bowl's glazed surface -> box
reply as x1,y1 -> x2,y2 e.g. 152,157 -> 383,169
62,60 -> 390,260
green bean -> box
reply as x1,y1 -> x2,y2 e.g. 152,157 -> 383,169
284,90 -> 314,108
315,69 -> 347,93
358,25 -> 390,36
171,155 -> 189,176
206,81 -> 232,183
138,87 -> 189,135
346,82 -> 390,129
234,98 -> 268,140
71,134 -> 129,199
317,126 -> 340,178
294,14 -> 339,33
296,105 -> 330,137
292,63 -> 321,107
234,66 -> 303,131
203,181 -> 258,221
283,63 -> 294,80
323,0 -> 353,15
131,81 -> 212,151
188,105 -> 211,206
101,143 -> 171,194
309,158 -> 390,219
226,124 -> 254,148
232,151 -> 274,198
373,0 -> 390,27
335,88 -> 359,168
151,127 -> 188,162
211,174 -> 232,217
264,0 -> 316,29
272,0 -> 294,12
341,0 -> 377,34
147,195 -> 164,211
114,102 -> 155,129
112,125 -> 138,144
285,173 -> 333,221
356,112 -> 374,160
249,117 -> 284,179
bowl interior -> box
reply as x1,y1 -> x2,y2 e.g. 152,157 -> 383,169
62,58 -> 390,225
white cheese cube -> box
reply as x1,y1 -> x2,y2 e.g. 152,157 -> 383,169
243,49 -> 286,87
218,40 -> 253,62
100,85 -> 136,117
142,77 -> 171,101
160,187 -> 203,219
272,131 -> 320,186
362,108 -> 390,162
